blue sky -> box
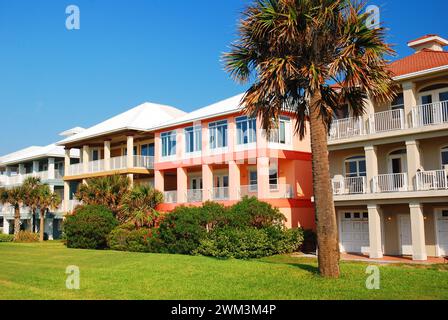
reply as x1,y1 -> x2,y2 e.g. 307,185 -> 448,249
0,0 -> 446,155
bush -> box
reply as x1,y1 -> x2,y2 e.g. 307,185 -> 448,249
195,226 -> 304,259
224,197 -> 286,229
157,202 -> 226,254
302,229 -> 317,253
14,231 -> 39,243
63,205 -> 118,250
0,234 -> 14,242
107,224 -> 162,253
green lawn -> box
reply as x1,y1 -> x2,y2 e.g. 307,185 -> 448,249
0,242 -> 447,300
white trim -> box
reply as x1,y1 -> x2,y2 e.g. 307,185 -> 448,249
434,208 -> 448,257
398,214 -> 412,256
408,36 -> 448,48
393,65 -> 448,81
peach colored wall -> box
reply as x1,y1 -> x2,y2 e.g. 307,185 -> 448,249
419,137 -> 448,170
329,148 -> 365,177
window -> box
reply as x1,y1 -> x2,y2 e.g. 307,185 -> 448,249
249,169 -> 258,191
344,213 -> 351,219
442,147 -> 448,169
209,120 -> 228,149
236,116 -> 257,145
185,126 -> 202,153
123,146 -> 138,156
344,156 -> 367,178
269,163 -> 278,189
269,116 -> 291,144
191,177 -> 203,190
353,212 -> 361,219
161,131 -> 177,157
0,217 -> 3,228
391,93 -> 404,110
442,210 -> 448,218
92,149 -> 99,161
141,144 -> 155,157
363,212 -> 369,219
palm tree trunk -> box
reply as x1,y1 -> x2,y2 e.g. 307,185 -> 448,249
309,93 -> 340,278
13,205 -> 21,240
39,208 -> 46,242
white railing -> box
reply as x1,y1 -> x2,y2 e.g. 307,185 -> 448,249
373,173 -> 408,193
329,117 -> 365,141
163,191 -> 177,204
212,187 -> 230,201
0,204 -> 32,218
0,170 -> 65,187
67,155 -> 155,176
416,170 -> 448,191
187,189 -> 203,203
267,184 -> 293,199
369,109 -> 405,134
239,185 -> 258,198
63,200 -> 82,212
332,176 -> 366,195
412,101 -> 448,128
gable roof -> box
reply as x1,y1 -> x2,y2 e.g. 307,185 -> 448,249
153,94 -> 245,130
57,102 -> 186,145
389,49 -> 448,78
0,144 -> 80,166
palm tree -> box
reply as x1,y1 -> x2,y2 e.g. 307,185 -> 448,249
119,185 -> 163,227
36,185 -> 61,242
0,186 -> 25,239
75,175 -> 130,216
224,0 -> 396,278
22,177 -> 42,233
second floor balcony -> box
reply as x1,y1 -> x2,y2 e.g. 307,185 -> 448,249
0,170 -> 64,187
66,155 -> 154,177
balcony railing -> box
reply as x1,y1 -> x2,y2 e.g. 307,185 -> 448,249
369,109 -> 405,134
163,191 -> 177,204
412,100 -> 448,128
416,170 -> 448,191
239,185 -> 259,198
212,187 -> 229,201
67,155 -> 154,176
373,173 -> 408,193
267,184 -> 293,199
187,189 -> 203,203
0,170 -> 64,187
332,176 -> 367,195
329,117 -> 365,141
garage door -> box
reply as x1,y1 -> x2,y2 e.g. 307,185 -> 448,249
340,211 -> 370,254
437,210 -> 448,256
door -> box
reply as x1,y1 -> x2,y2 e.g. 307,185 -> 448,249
399,215 -> 413,255
214,175 -> 229,200
340,212 -> 370,254
437,209 -> 448,256
439,92 -> 448,122
421,95 -> 434,125
389,152 -> 407,191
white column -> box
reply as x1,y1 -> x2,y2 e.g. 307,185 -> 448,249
409,203 -> 427,261
368,204 -> 383,259
32,161 -> 39,174
5,167 -> 11,176
18,164 -> 26,175
127,136 -> 134,169
48,158 -> 55,180
64,149 -> 71,176
2,219 -> 10,234
402,81 -> 417,128
64,181 -> 70,213
406,140 -> 421,191
104,140 -> 111,171
364,145 -> 378,193
82,145 -> 90,174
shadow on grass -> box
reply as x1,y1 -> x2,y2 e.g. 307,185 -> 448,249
257,257 -> 320,275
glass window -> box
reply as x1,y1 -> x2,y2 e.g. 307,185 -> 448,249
92,150 -> 99,161
442,147 -> 448,168
391,93 -> 404,109
269,116 -> 291,144
185,126 -> 202,153
439,92 -> 448,102
209,120 -> 228,149
345,213 -> 351,219
344,156 -> 367,178
161,131 -> 177,157
353,212 -> 360,219
236,116 -> 257,145
269,163 -> 278,189
123,146 -> 138,156
421,95 -> 433,105
249,170 -> 258,191
141,144 -> 155,157
442,210 -> 448,218
363,212 -> 369,219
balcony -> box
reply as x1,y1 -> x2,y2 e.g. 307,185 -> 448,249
332,176 -> 367,195
373,173 -> 408,193
187,189 -> 203,203
163,191 -> 177,204
66,155 -> 154,176
0,170 -> 64,187
412,100 -> 448,128
329,117 -> 365,141
212,187 -> 230,201
416,170 -> 448,191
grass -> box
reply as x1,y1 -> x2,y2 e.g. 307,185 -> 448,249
0,242 -> 447,300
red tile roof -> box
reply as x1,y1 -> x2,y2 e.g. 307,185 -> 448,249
389,49 -> 448,77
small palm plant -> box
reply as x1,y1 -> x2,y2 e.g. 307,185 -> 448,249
0,186 -> 25,239
22,177 -> 42,233
119,185 -> 163,228
36,185 -> 61,241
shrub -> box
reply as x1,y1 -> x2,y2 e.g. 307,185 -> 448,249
107,225 -> 162,253
157,202 -> 226,254
195,226 -> 304,259
302,229 -> 317,253
63,205 -> 118,250
225,197 -> 286,229
14,231 -> 39,243
0,234 -> 14,242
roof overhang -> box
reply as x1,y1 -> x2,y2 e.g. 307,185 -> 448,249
408,35 -> 448,48
392,64 -> 448,82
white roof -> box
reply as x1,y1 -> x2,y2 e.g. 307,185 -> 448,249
153,93 -> 245,130
58,102 -> 186,145
59,127 -> 86,137
0,144 -> 80,166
